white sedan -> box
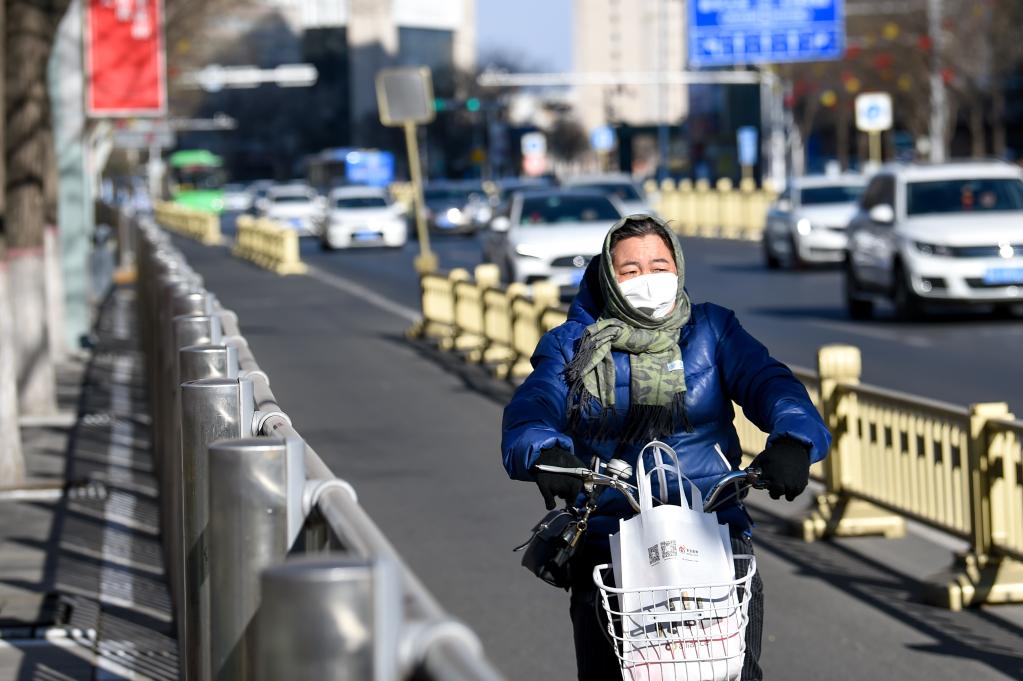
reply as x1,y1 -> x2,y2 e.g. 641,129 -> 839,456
486,189 -> 624,289
258,184 -> 324,237
319,186 -> 407,250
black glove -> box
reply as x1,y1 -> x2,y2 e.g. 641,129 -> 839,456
533,446 -> 586,510
752,437 -> 811,501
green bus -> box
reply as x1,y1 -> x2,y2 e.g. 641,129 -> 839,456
168,149 -> 225,213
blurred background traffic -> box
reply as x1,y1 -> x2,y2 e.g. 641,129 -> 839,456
89,0 -> 1023,324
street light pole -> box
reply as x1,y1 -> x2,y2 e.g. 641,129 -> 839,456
928,0 -> 947,162
656,0 -> 670,181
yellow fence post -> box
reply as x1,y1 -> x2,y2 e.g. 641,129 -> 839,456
925,402 -> 1023,609
717,178 -> 741,239
485,283 -> 527,379
658,179 -> 678,228
509,282 -> 559,380
453,264 -> 499,359
800,344 -> 907,542
677,180 -> 695,236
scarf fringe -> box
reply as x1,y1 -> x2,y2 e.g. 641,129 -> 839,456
567,382 -> 693,443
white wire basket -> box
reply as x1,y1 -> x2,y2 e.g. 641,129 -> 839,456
592,555 -> 756,681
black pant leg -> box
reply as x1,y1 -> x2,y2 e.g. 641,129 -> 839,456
568,543 -> 621,681
733,535 -> 764,681
570,584 -> 622,681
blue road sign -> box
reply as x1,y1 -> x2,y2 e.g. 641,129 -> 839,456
689,0 -> 845,67
737,126 -> 758,167
590,126 -> 616,152
345,150 -> 395,187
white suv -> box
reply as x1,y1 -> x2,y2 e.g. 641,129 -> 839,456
764,174 -> 866,269
844,161 -> 1023,319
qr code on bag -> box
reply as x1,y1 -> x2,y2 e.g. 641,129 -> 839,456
647,545 -> 660,565
660,540 -> 677,560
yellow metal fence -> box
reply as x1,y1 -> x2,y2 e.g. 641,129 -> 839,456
643,178 -> 776,241
154,202 -> 222,245
413,266 -> 1023,610
233,216 -> 308,276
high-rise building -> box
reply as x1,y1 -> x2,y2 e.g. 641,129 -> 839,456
189,0 -> 475,174
573,0 -> 688,135
300,0 -> 476,142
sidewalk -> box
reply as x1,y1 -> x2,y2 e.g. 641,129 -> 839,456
0,287 -> 176,680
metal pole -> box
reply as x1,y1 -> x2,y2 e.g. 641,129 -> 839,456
869,131 -> 882,166
656,0 -> 669,181
170,314 -> 222,660
404,121 -> 437,274
256,556 -> 401,681
180,344 -> 239,383
208,437 -> 296,681
180,377 -> 254,681
928,0 -> 947,162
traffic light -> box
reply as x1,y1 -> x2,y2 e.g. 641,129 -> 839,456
433,97 -> 446,112
466,97 -> 481,112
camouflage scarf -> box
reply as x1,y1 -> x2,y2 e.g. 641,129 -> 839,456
566,217 -> 692,443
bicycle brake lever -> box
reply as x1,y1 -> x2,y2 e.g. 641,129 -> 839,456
535,465 -> 594,478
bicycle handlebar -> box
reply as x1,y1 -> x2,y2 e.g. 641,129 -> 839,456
535,460 -> 765,514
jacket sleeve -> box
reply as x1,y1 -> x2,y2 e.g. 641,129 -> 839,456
711,306 -> 831,463
501,328 -> 576,481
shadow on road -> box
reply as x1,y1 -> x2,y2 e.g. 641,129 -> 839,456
750,505 -> 1023,679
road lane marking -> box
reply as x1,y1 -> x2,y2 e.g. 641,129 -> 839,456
305,264 -> 420,322
809,319 -> 932,348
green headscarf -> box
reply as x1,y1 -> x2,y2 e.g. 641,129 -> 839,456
565,215 -> 692,443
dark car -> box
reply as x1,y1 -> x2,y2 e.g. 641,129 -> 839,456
422,181 -> 490,235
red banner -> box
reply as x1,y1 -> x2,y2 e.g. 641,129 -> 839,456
86,0 -> 166,117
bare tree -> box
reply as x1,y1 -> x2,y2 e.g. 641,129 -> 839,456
4,0 -> 70,418
0,0 -> 26,485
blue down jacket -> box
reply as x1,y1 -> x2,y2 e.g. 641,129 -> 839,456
501,270 -> 831,545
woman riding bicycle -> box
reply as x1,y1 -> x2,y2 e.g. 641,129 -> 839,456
501,215 -> 831,681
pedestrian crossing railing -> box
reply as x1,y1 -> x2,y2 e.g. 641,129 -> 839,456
232,216 -> 308,275
414,267 -> 1023,611
134,214 -> 507,681
154,201 -> 223,245
643,177 -> 776,241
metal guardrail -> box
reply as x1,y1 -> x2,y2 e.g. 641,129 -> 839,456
643,177 -> 777,241
416,265 -> 1023,611
134,213 -> 505,681
233,215 -> 308,275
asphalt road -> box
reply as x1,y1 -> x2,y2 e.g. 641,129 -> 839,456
237,209 -> 1022,415
168,221 -> 1023,680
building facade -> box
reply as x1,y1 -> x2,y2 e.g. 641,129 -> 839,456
573,0 -> 689,135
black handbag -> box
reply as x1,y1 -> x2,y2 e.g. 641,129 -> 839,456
513,508 -> 584,590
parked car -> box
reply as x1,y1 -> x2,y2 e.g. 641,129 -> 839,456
844,161 -> 1023,320
562,174 -> 654,217
423,182 -> 490,235
763,174 -> 866,269
257,183 -> 324,236
318,186 -> 407,250
482,188 -> 624,290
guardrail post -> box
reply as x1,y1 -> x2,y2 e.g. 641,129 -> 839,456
925,402 -> 1023,609
208,437 -> 303,681
256,556 -> 401,681
801,344 -> 906,542
180,377 -> 255,681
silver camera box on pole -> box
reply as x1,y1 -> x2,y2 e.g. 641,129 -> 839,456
375,67 -> 435,127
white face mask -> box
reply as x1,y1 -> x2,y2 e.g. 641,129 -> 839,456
617,272 -> 678,318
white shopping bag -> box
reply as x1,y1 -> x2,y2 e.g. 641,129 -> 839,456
609,442 -> 739,681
